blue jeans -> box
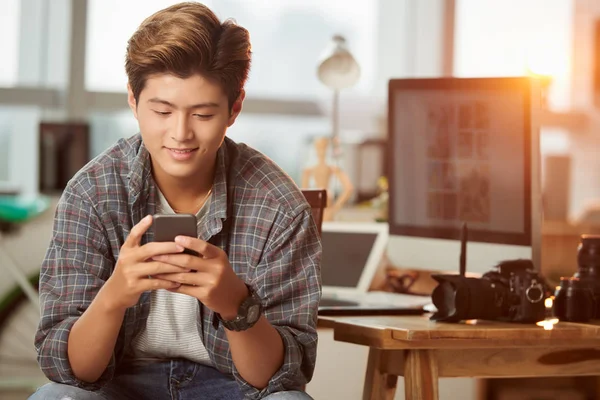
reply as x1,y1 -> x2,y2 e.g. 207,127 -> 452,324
29,359 -> 313,400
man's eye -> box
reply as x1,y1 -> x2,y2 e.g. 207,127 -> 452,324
153,110 -> 171,116
194,114 -> 214,119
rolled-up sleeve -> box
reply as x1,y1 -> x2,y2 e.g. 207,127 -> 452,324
232,207 -> 322,399
35,183 -> 116,390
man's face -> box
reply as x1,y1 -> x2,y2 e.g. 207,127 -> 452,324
127,73 -> 243,182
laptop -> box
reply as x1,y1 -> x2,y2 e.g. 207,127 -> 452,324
318,221 -> 430,316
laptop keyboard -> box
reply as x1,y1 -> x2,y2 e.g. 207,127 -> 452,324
318,298 -> 360,307
320,291 -> 432,308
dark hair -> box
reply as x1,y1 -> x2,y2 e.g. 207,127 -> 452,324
125,2 -> 251,108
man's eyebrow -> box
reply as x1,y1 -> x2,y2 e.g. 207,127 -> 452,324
147,98 -> 220,109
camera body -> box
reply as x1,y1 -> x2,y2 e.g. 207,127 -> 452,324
431,259 -> 548,323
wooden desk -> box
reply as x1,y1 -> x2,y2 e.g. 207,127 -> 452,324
322,314 -> 600,400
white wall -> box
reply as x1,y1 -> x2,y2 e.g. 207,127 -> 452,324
568,0 -> 600,219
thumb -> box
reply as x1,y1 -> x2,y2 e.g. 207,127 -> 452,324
123,215 -> 153,248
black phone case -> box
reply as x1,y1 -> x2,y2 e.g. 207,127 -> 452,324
152,213 -> 199,256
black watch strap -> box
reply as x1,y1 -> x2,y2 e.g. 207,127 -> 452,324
217,285 -> 262,331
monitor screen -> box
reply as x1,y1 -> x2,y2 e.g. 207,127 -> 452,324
386,77 -> 541,273
321,231 -> 377,288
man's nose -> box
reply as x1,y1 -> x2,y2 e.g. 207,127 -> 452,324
171,113 -> 194,142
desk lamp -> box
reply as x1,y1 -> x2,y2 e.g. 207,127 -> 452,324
312,35 -> 360,218
316,34 -> 360,156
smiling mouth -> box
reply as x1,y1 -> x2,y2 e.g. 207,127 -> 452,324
166,148 -> 198,154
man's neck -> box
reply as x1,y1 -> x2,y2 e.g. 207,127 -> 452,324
152,163 -> 216,214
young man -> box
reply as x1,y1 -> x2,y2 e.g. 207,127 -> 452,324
30,2 -> 321,399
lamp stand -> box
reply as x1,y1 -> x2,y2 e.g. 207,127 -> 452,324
330,89 -> 341,197
332,89 -> 339,155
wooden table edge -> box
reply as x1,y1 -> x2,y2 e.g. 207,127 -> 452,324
323,316 -> 600,350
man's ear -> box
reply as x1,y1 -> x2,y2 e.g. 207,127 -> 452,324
127,83 -> 139,120
228,89 -> 245,127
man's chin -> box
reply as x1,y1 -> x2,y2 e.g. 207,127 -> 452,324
154,164 -> 200,182
165,169 -> 199,181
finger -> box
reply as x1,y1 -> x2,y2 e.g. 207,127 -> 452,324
139,261 -> 193,277
174,236 -> 219,258
151,253 -> 204,271
123,215 -> 153,249
138,241 -> 185,261
154,271 -> 210,286
168,283 -> 205,296
141,277 -> 182,292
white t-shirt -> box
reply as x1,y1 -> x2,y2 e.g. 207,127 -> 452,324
130,190 -> 213,365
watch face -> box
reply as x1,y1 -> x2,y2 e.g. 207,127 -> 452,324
248,304 -> 260,323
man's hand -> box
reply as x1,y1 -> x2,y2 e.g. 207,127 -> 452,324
151,236 -> 248,319
99,215 -> 191,311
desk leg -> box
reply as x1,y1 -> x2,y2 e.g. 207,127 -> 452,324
404,349 -> 439,400
362,348 -> 398,400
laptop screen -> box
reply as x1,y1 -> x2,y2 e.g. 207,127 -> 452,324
321,231 -> 378,288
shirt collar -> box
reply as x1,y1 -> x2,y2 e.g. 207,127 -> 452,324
126,135 -> 152,199
209,138 -> 230,223
126,134 -> 231,236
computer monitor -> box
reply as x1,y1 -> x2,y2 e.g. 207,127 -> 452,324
386,77 -> 542,275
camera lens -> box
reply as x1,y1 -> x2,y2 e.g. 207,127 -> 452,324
553,277 -> 595,322
430,275 -> 507,322
575,234 -> 600,318
577,234 -> 600,276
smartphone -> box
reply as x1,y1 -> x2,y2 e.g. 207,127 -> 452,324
152,213 -> 199,256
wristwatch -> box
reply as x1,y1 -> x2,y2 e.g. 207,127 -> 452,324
216,284 -> 263,331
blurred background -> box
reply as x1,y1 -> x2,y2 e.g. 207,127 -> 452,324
0,0 -> 580,199
1,0 -> 600,399
2,0 -> 594,274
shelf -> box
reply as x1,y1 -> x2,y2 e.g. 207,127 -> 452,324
540,110 -> 589,131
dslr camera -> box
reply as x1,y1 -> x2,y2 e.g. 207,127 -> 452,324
430,259 -> 549,323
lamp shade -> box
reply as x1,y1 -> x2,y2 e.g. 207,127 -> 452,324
317,35 -> 360,90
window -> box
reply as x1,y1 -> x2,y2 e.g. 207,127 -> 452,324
227,113 -> 330,184
0,0 -> 21,87
85,0 -> 376,98
0,114 -> 12,182
454,0 -> 573,111
0,107 -> 42,194
89,110 -> 328,185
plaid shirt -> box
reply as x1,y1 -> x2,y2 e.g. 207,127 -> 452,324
35,134 -> 322,399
